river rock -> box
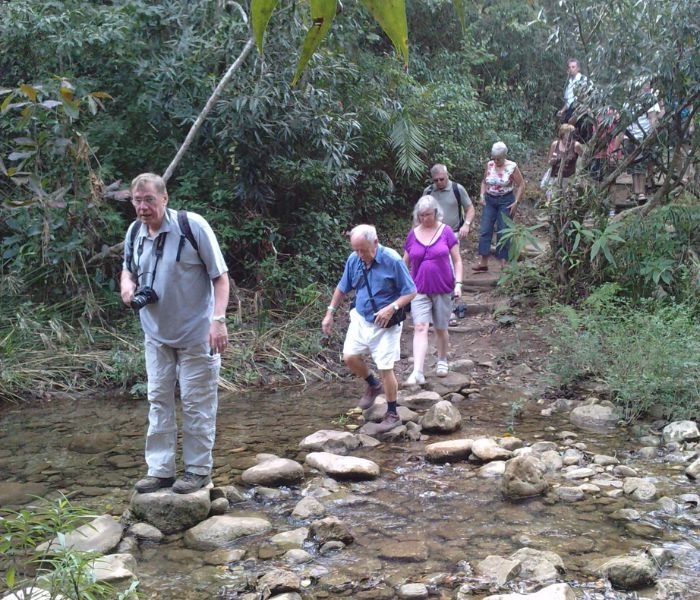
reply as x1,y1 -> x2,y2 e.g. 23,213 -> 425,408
655,578 -> 688,599
209,497 -> 229,515
399,390 -> 442,410
593,454 -> 620,466
378,540 -> 429,562
37,515 -> 122,555
502,455 -> 548,499
662,420 -> 699,444
563,466 -> 595,479
128,522 -> 163,543
539,450 -> 563,472
561,448 -> 582,466
531,441 -> 558,453
298,430 -> 360,454
68,432 -> 118,454
685,457 -> 700,479
284,548 -> 313,564
183,515 -> 271,550
420,400 -> 462,433
398,405 -> 420,423
305,451 -> 379,480
556,486 -> 585,502
91,553 -> 137,586
475,555 -> 521,586
510,548 -> 565,583
598,554 -> 657,590
241,454 -> 305,487
569,403 -> 620,429
472,437 -> 513,462
613,465 -> 638,478
399,583 -> 429,599
481,583 -> 576,600
292,496 -> 326,519
622,477 -> 657,501
479,461 -> 506,477
130,487 -> 211,534
425,438 -> 473,463
307,516 -> 354,546
0,482 -> 49,507
256,569 -> 301,595
498,436 -> 524,451
270,527 -> 309,549
610,508 -> 641,521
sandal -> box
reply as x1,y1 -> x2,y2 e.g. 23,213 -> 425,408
472,265 -> 488,272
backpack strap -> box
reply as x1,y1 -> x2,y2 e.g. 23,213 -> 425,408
452,182 -> 465,227
175,209 -> 200,262
125,220 -> 141,272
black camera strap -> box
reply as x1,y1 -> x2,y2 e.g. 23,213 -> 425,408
135,232 -> 167,288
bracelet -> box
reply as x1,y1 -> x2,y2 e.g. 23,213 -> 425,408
455,282 -> 462,286
212,315 -> 226,323
327,305 -> 337,313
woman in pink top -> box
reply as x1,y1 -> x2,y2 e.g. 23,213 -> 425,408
403,195 -> 463,383
473,142 -> 525,271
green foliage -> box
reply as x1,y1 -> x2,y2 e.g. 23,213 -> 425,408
497,213 -> 546,262
548,298 -> 700,422
1,495 -> 139,599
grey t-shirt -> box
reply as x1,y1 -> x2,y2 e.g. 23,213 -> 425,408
122,208 -> 228,347
423,181 -> 472,232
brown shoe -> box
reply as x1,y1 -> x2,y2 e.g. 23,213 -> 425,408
373,411 -> 401,433
358,383 -> 383,410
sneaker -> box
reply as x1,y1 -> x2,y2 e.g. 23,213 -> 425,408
134,475 -> 175,494
436,360 -> 449,377
172,472 -> 212,494
358,383 -> 383,410
374,411 -> 401,433
405,371 -> 425,385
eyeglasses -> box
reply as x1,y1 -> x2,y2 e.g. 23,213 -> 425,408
432,177 -> 447,182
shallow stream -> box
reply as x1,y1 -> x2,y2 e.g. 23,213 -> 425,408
1,381 -> 699,599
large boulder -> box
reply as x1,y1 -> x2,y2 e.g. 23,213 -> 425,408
305,452 -> 379,481
298,430 -> 360,454
241,454 -> 305,487
130,488 -> 211,534
662,420 -> 699,444
622,477 -> 657,502
502,455 -> 548,499
598,554 -> 657,590
183,515 -> 271,550
475,555 -> 521,586
569,402 -> 620,430
256,569 -> 302,596
420,400 -> 462,433
37,515 -> 122,555
425,439 -> 473,463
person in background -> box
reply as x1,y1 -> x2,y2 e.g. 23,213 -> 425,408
403,196 -> 462,384
547,123 -> 585,189
422,164 -> 475,246
473,142 -> 525,271
121,173 -> 229,495
322,224 -> 416,433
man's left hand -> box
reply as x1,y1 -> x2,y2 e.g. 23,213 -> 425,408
374,305 -> 396,327
209,321 -> 228,355
458,224 -> 470,239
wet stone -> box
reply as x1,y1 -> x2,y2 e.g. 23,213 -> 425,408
378,540 -> 429,562
425,439 -> 473,463
0,482 -> 48,506
398,583 -> 429,599
68,432 -> 119,454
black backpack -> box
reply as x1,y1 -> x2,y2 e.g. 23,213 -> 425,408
125,209 -> 199,271
427,181 -> 465,228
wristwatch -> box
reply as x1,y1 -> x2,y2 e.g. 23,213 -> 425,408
212,315 -> 226,323
392,303 -> 400,311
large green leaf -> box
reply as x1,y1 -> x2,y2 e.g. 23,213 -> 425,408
291,0 -> 337,86
359,0 -> 408,66
251,0 -> 280,55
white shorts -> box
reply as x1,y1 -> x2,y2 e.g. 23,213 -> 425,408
343,308 -> 402,370
411,293 -> 452,329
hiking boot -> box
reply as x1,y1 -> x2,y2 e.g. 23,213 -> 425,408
134,475 -> 175,494
374,411 -> 401,433
358,383 -> 383,410
172,472 -> 212,494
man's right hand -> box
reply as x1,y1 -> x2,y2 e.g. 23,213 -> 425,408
120,271 -> 137,306
321,313 -> 334,335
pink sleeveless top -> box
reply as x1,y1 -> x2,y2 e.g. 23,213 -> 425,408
484,160 -> 517,195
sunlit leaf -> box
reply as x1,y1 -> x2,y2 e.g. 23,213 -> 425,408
8,151 -> 36,161
59,87 -> 74,103
89,91 -> 113,100
19,84 -> 37,103
40,100 -> 62,110
251,0 -> 280,54
359,0 -> 408,66
291,0 -> 337,86
1,93 -> 14,114
87,95 -> 97,116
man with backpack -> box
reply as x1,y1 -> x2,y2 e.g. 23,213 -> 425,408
120,173 -> 229,494
422,164 -> 475,245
